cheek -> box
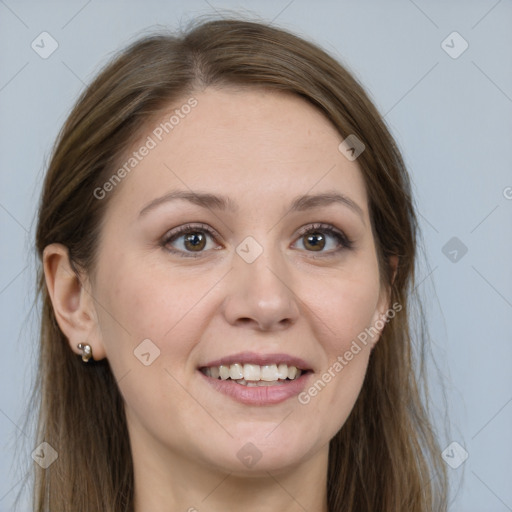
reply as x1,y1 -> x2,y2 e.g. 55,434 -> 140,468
297,259 -> 382,420
92,257 -> 216,446
95,254 -> 215,352
307,264 -> 382,352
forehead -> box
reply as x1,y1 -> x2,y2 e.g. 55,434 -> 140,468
103,87 -> 369,220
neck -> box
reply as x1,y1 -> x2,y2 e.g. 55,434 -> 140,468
131,437 -> 330,512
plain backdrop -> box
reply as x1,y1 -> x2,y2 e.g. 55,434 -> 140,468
1,1 -> 511,511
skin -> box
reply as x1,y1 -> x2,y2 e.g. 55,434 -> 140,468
43,87 -> 394,512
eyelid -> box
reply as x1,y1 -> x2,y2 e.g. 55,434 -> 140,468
161,222 -> 353,258
162,223 -> 220,242
293,222 -> 353,250
160,223 -> 222,258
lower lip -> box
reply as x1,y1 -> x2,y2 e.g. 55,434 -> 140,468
198,370 -> 311,405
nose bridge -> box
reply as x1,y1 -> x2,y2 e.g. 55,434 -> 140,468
222,233 -> 300,330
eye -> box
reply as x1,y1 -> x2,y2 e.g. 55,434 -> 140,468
161,222 -> 353,259
161,223 -> 220,258
292,223 -> 353,255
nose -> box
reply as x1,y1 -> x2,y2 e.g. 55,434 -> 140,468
221,245 -> 300,332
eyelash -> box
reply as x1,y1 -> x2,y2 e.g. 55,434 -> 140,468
161,222 -> 353,259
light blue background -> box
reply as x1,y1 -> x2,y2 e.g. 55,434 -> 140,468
1,1 -> 511,510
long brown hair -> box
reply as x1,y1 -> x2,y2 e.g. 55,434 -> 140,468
29,17 -> 447,511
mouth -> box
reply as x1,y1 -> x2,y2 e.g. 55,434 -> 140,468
199,363 -> 312,387
197,352 -> 313,404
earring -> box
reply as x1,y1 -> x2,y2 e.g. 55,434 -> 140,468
77,343 -> 93,363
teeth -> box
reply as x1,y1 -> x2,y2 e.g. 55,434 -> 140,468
261,364 -> 278,381
277,363 -> 288,379
219,365 -> 230,380
243,364 -> 261,381
236,379 -> 286,387
202,363 -> 304,383
229,363 -> 244,380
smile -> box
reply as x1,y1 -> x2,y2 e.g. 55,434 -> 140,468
200,363 -> 306,386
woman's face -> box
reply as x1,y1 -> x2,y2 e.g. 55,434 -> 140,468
89,87 -> 390,475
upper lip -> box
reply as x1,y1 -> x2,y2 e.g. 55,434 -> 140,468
200,351 -> 312,371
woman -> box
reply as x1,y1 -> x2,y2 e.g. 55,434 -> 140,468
32,17 -> 447,511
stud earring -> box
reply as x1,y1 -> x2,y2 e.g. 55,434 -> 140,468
77,343 -> 93,363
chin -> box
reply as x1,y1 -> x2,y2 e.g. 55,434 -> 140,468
200,427 -> 316,475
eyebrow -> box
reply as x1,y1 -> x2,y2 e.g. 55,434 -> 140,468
138,190 -> 365,221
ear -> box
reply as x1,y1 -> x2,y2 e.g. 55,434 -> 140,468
42,243 -> 107,361
369,255 -> 399,349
